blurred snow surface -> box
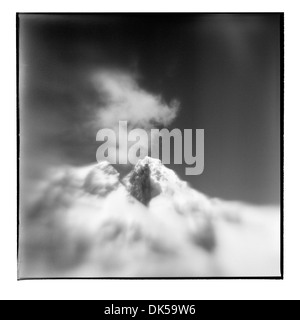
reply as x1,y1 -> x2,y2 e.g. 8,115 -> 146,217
19,157 -> 280,278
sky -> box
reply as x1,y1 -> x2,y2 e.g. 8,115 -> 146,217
19,13 -> 281,205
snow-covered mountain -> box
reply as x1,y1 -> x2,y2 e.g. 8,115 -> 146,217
19,157 -> 280,278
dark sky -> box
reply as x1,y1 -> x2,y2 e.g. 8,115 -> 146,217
19,13 -> 281,205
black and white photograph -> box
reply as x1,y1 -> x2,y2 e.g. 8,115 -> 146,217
18,13 -> 282,279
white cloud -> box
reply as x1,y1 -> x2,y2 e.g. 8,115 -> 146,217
92,70 -> 180,130
19,161 -> 280,278
91,70 -> 180,165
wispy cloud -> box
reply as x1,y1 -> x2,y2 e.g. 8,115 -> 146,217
92,70 -> 180,130
91,70 -> 180,165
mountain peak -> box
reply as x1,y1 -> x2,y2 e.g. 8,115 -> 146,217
83,161 -> 120,196
123,156 -> 188,205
